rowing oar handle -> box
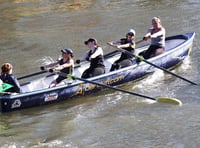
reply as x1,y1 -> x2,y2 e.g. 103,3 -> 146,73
108,39 -> 144,48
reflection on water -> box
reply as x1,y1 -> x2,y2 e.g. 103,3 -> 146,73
0,0 -> 200,147
0,0 -> 94,76
1,0 -> 93,23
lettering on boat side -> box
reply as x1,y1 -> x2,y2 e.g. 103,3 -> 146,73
85,84 -> 98,92
11,99 -> 21,109
105,75 -> 124,85
45,92 -> 58,102
73,84 -> 84,96
74,75 -> 125,95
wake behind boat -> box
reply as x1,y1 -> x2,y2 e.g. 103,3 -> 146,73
0,32 -> 195,112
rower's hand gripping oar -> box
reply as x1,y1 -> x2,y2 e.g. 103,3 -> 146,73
17,64 -> 66,80
17,62 -> 79,81
64,73 -> 182,105
108,41 -> 198,85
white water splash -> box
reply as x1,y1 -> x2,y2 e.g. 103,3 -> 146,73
139,98 -> 156,104
35,56 -> 56,66
32,140 -> 65,148
132,69 -> 165,90
180,56 -> 192,71
2,144 -> 16,148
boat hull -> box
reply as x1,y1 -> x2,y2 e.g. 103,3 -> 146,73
0,32 -> 195,112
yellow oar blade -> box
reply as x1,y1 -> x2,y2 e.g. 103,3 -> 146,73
156,97 -> 182,106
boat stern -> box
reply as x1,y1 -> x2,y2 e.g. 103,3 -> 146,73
186,32 -> 195,56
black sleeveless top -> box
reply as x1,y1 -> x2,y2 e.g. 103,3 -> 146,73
59,59 -> 73,74
119,38 -> 135,60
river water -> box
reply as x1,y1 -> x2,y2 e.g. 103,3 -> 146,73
0,0 -> 200,147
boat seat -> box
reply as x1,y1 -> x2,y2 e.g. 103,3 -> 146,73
41,79 -> 51,89
73,64 -> 89,77
104,55 -> 120,73
40,74 -> 58,89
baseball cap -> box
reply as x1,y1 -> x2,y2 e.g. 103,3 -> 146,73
84,38 -> 97,45
127,29 -> 136,36
61,48 -> 74,57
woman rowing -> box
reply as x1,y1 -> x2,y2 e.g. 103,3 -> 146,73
41,48 -> 74,87
141,16 -> 166,59
76,38 -> 105,78
107,29 -> 136,71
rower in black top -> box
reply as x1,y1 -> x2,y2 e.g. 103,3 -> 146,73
107,29 -> 136,71
41,48 -> 74,87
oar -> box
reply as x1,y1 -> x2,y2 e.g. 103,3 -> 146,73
62,73 -> 182,105
17,63 -> 81,80
18,70 -> 48,80
135,39 -> 144,44
108,44 -> 198,85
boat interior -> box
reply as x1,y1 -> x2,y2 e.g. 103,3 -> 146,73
20,50 -> 129,93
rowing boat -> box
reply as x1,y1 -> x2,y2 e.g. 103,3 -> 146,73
0,32 -> 195,112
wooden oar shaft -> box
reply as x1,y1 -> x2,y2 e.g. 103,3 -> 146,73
18,70 -> 47,80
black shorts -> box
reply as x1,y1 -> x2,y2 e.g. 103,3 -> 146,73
82,66 -> 105,78
56,76 -> 66,83
110,59 -> 132,71
142,45 -> 164,59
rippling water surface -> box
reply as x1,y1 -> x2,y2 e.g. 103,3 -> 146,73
0,0 -> 200,147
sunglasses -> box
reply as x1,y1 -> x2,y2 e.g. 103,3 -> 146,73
127,33 -> 134,36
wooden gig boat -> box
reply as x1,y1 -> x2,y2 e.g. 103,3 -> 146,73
0,32 -> 195,112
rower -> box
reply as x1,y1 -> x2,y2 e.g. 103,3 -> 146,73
40,48 -> 74,88
107,29 -> 136,71
140,16 -> 166,59
0,63 -> 21,93
76,38 -> 105,78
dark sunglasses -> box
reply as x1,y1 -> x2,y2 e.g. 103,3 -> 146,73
127,33 -> 134,36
